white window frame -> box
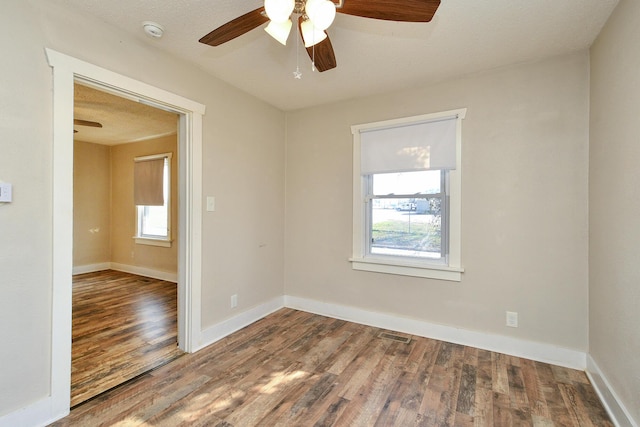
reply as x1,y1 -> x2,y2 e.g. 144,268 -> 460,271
349,108 -> 466,281
134,152 -> 172,247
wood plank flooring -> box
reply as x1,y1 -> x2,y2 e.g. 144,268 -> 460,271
71,270 -> 183,407
53,308 -> 612,426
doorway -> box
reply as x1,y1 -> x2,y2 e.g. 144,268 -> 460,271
71,83 -> 182,405
47,48 -> 205,416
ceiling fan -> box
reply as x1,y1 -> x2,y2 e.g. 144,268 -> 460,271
199,0 -> 441,72
74,118 -> 102,134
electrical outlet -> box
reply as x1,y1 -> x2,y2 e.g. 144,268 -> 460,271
231,294 -> 238,308
0,183 -> 12,202
506,311 -> 518,328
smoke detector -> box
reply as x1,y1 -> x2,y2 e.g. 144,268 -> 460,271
142,21 -> 165,38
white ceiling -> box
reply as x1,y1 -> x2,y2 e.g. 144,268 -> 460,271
56,0 -> 618,111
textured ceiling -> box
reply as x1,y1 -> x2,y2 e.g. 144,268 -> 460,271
74,83 -> 178,146
56,0 -> 618,111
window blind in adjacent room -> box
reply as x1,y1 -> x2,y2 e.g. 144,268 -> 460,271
133,156 -> 166,206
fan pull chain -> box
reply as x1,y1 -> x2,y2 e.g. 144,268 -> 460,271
293,17 -> 303,79
311,24 -> 317,72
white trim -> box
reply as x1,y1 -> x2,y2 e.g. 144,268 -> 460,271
177,109 -> 204,353
350,257 -> 463,281
586,355 -> 638,427
110,263 -> 178,283
72,263 -> 177,282
350,108 -> 466,281
46,51 -> 205,115
284,295 -> 587,370
0,396 -> 59,427
72,262 -> 111,275
351,108 -> 467,134
197,297 -> 285,352
45,48 -> 205,423
134,237 -> 172,247
49,49 -> 74,417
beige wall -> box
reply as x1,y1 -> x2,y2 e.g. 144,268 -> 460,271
4,0 -> 635,422
0,0 -> 285,416
589,0 -> 640,422
110,135 -> 178,274
73,141 -> 111,267
0,1 -> 54,414
285,53 -> 590,351
74,136 -> 179,275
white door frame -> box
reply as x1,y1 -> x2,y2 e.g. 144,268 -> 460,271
46,49 -> 204,416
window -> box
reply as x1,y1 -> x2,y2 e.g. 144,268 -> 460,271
350,109 -> 466,281
134,152 -> 172,247
368,170 -> 446,259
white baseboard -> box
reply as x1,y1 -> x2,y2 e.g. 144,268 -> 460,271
6,295 -> 611,427
72,262 -> 177,283
0,395 -> 65,427
196,296 -> 284,352
108,263 -> 177,283
586,355 -> 638,427
72,262 -> 110,275
284,295 -> 587,370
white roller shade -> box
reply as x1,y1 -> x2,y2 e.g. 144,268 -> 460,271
360,116 -> 457,175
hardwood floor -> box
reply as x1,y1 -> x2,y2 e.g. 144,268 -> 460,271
52,308 -> 612,426
71,270 -> 183,407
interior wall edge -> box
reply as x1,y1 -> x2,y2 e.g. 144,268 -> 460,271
586,355 -> 639,427
197,296 -> 285,352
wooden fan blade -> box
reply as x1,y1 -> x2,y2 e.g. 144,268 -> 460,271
305,37 -> 337,72
298,17 -> 337,72
74,119 -> 102,128
337,0 -> 440,22
199,7 -> 269,46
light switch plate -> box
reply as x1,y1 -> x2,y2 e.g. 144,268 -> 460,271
206,196 -> 215,212
0,183 -> 12,202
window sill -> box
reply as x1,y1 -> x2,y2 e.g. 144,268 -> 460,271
134,237 -> 172,248
349,257 -> 463,281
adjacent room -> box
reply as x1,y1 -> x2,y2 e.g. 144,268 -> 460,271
71,83 -> 182,405
1,0 -> 638,426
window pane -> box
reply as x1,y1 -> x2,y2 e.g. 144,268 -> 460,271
372,170 -> 441,195
141,205 -> 168,237
137,156 -> 169,239
371,197 -> 442,259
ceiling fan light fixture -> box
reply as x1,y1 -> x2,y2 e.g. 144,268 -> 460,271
305,0 -> 336,31
265,19 -> 292,45
264,0 -> 295,23
300,18 -> 327,47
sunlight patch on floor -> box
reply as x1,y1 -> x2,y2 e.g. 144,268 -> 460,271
111,417 -> 156,426
257,370 -> 309,395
